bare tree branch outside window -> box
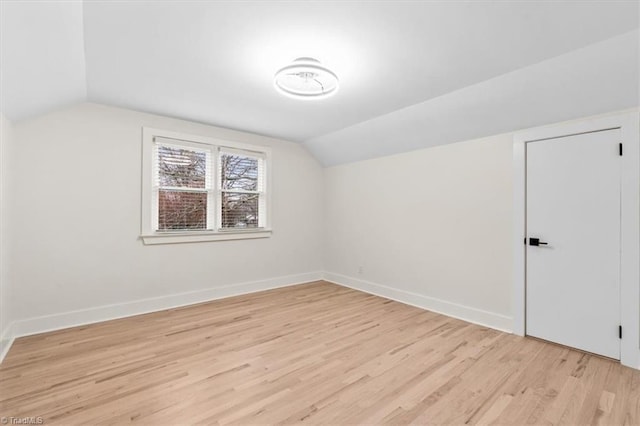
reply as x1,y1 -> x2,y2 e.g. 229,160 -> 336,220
155,145 -> 263,231
221,154 -> 260,229
157,146 -> 208,230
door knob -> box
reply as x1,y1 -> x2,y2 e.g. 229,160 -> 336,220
529,238 -> 548,246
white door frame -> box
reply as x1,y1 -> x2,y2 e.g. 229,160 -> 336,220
513,111 -> 640,369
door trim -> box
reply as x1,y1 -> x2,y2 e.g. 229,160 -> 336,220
513,111 -> 640,369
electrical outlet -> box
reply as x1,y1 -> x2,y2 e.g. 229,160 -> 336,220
358,266 -> 363,274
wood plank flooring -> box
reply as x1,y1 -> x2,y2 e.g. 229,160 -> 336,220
1,281 -> 639,425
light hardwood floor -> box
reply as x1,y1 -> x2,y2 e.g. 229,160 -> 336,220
1,281 -> 639,425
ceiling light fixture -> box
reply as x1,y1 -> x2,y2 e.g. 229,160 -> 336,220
274,57 -> 339,100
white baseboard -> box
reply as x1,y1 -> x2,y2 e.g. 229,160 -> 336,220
0,323 -> 15,363
5,271 -> 323,349
324,272 -> 513,333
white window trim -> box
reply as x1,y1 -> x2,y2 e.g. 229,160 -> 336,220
512,111 -> 640,369
141,127 -> 272,245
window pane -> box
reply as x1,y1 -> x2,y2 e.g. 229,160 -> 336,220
157,145 -> 207,188
221,154 -> 258,191
158,190 -> 207,230
221,192 -> 259,229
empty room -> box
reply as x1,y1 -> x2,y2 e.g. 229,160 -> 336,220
1,0 -> 639,424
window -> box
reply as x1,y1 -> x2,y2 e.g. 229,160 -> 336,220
219,149 -> 266,229
141,128 -> 271,244
156,143 -> 211,231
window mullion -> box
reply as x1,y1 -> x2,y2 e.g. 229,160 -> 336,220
219,189 -> 260,195
157,186 -> 210,193
207,146 -> 217,231
215,147 -> 222,231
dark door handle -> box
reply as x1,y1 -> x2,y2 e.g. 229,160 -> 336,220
529,238 -> 548,246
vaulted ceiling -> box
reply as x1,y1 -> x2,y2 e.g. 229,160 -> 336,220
1,1 -> 638,165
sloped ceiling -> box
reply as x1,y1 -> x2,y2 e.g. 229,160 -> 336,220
1,1 -> 638,165
306,30 -> 640,165
0,1 -> 86,121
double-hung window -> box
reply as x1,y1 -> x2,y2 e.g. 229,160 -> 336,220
219,148 -> 266,229
141,128 -> 271,244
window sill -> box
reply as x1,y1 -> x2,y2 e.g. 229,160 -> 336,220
141,229 -> 272,245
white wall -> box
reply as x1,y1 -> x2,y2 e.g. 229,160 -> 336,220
8,103 -> 324,334
324,134 -> 514,331
4,101 -> 637,347
0,113 -> 13,356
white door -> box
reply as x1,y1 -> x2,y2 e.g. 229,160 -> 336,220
526,129 -> 621,359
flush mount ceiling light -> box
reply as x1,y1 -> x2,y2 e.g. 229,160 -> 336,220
274,57 -> 339,100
